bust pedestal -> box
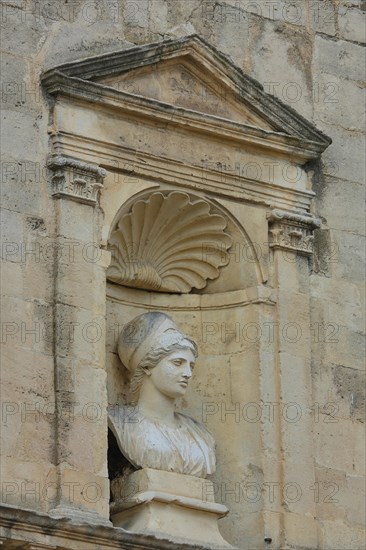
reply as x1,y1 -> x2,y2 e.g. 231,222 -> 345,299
110,469 -> 234,548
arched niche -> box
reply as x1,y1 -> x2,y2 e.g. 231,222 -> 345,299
106,187 -> 262,295
104,187 -> 265,395
104,188 -> 273,521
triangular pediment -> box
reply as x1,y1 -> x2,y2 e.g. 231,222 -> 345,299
98,58 -> 275,131
42,35 -> 331,156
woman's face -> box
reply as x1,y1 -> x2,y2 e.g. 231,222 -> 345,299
148,348 -> 196,399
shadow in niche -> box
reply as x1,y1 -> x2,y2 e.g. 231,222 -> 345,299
107,428 -> 136,504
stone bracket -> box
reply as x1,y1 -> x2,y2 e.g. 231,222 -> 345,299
267,209 -> 321,255
47,155 -> 106,206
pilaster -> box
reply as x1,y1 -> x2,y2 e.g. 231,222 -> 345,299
264,209 -> 320,548
47,154 -> 111,525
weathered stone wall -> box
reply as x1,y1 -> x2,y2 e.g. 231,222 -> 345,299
1,1 -> 365,549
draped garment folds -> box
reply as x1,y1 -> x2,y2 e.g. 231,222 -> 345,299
108,405 -> 216,478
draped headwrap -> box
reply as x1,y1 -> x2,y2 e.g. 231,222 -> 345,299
117,312 -> 196,373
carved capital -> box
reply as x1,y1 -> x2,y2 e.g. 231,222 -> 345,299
48,155 -> 106,205
267,209 -> 320,255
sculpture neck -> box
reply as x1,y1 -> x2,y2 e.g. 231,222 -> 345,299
138,383 -> 177,427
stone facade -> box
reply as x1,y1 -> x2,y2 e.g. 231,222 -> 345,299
1,2 -> 365,550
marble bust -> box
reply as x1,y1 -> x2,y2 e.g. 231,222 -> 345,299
108,312 -> 216,478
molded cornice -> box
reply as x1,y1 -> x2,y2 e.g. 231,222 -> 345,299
42,35 -> 331,160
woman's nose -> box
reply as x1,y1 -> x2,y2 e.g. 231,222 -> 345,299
182,364 -> 192,378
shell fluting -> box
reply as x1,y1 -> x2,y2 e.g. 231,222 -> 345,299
107,192 -> 232,293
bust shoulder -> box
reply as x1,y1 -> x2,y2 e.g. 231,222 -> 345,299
175,412 -> 216,446
108,405 -> 216,477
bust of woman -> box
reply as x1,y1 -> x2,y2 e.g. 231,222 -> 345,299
108,312 -> 216,478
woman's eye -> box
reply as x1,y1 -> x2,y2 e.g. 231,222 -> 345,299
173,360 -> 183,366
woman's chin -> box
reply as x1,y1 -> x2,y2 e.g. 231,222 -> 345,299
158,387 -> 187,399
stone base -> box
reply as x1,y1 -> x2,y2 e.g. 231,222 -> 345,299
110,469 -> 234,549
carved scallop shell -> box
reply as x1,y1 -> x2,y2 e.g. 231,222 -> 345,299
107,192 -> 233,293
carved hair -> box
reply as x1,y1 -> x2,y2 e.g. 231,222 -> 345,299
130,340 -> 198,398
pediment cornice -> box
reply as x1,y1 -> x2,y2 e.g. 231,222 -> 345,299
42,35 -> 331,161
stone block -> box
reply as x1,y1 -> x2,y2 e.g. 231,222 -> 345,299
1,295 -> 53,355
314,34 -> 365,81
279,352 -> 312,403
249,18 -> 313,119
327,327 -> 365,372
329,230 -> 366,283
42,15 -> 134,68
0,4 -> 48,57
314,466 -> 366,531
15,408 -> 54,464
0,155 -> 49,216
313,176 -> 365,233
1,109 -> 49,160
54,303 -> 106,366
106,350 -> 127,404
332,365 -> 366,423
124,0 -> 149,27
54,464 -> 110,518
344,474 -> 366,528
315,466 -> 346,522
310,314 -> 365,373
149,0 -> 169,33
199,306 -> 261,356
22,245 -> 55,304
338,5 -> 366,43
315,417 -> 365,476
57,404 -> 108,476
0,256 -> 23,297
55,245 -> 106,313
281,419 -> 315,464
313,72 -> 365,131
311,361 -> 364,423
165,0 -> 199,28
320,519 -> 366,549
197,6 -> 251,70
312,0 -> 337,36
283,512 -> 319,549
280,462 -> 317,515
275,254 -> 310,294
0,457 -> 55,513
277,295 -> 312,355
0,52 -> 43,114
314,123 -> 366,184
1,208 -> 23,257
311,276 -> 365,333
0,345 -> 55,467
55,200 -> 95,242
244,0 -> 308,27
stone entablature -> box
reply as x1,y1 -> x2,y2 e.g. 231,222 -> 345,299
41,35 -> 331,156
42,35 -> 331,217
